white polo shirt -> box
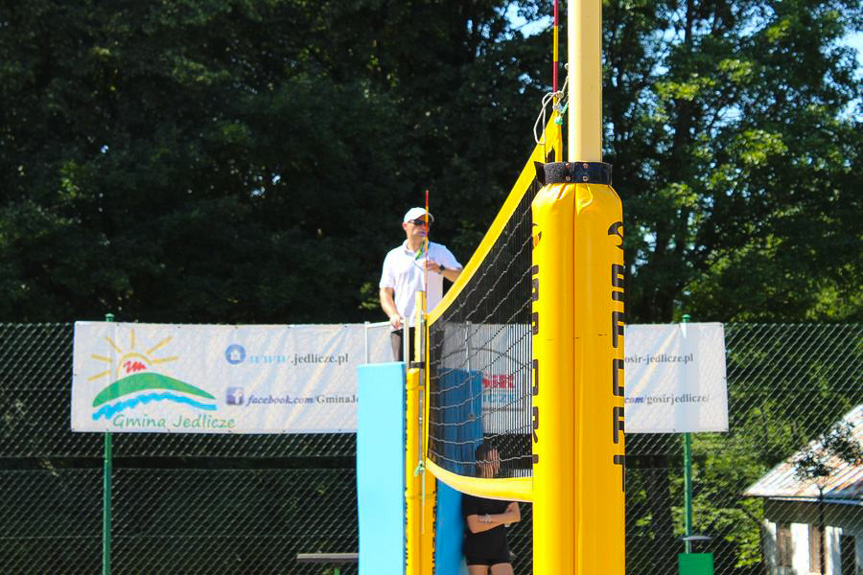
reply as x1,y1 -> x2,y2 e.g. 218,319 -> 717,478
380,241 -> 462,328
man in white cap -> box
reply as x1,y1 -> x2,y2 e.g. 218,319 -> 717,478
380,207 -> 462,360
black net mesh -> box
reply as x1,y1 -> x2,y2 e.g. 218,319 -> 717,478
427,179 -> 541,480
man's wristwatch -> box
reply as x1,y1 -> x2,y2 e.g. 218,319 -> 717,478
438,264 -> 446,274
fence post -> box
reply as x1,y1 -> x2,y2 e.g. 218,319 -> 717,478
681,313 -> 693,554
103,312 -> 114,575
364,321 -> 370,364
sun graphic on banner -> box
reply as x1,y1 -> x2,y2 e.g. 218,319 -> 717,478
88,329 -> 216,421
88,329 -> 177,382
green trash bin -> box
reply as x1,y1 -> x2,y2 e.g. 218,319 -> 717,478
678,553 -> 714,575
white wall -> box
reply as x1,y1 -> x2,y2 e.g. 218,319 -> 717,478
791,522 -> 809,574
762,499 -> 863,574
761,518 -> 860,574
763,519 -> 779,574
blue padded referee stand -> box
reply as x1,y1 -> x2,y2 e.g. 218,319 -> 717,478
434,481 -> 469,575
357,363 -> 406,575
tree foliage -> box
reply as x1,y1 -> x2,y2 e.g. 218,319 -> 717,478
605,0 -> 863,321
0,0 -> 860,323
0,0 -> 552,323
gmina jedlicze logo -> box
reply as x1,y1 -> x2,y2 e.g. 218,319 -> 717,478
87,329 -> 235,430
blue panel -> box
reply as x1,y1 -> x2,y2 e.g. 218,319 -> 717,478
434,481 -> 469,575
436,369 -> 484,476
357,362 -> 406,575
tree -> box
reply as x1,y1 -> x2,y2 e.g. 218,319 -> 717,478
0,0 -> 552,323
0,0 -> 860,324
604,0 -> 863,322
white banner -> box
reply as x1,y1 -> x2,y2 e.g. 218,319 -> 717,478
624,323 -> 728,433
72,321 -> 726,435
72,322 -> 391,434
432,322 -> 728,435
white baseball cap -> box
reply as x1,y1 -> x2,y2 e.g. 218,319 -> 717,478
403,207 -> 434,223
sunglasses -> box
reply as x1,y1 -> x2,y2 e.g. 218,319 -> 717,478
407,218 -> 431,227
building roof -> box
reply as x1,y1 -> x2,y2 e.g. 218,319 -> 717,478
744,404 -> 863,505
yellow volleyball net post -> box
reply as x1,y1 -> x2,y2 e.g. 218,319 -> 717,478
532,0 -> 625,572
530,170 -> 625,573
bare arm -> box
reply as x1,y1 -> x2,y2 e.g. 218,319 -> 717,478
505,502 -> 520,523
443,266 -> 462,283
465,503 -> 521,534
425,260 -> 463,283
379,287 -> 402,329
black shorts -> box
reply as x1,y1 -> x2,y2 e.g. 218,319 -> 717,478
465,554 -> 511,567
390,327 -> 416,361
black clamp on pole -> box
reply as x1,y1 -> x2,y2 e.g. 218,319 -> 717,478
534,161 -> 613,186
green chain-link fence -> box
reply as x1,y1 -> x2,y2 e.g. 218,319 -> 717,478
625,324 -> 863,575
1,323 -> 359,575
2,323 -> 861,574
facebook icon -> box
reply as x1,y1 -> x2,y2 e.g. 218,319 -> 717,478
226,387 -> 245,405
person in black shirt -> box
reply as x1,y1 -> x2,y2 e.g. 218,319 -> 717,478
462,443 -> 521,574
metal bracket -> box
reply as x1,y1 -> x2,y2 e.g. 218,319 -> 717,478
534,161 -> 612,186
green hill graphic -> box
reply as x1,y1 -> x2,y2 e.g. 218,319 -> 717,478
92,373 -> 215,408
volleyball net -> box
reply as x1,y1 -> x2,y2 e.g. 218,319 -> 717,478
419,105 -> 625,573
423,115 -> 561,502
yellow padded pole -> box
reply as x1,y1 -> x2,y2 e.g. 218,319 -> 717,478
405,366 -> 422,575
531,181 -> 625,574
406,291 -> 436,575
